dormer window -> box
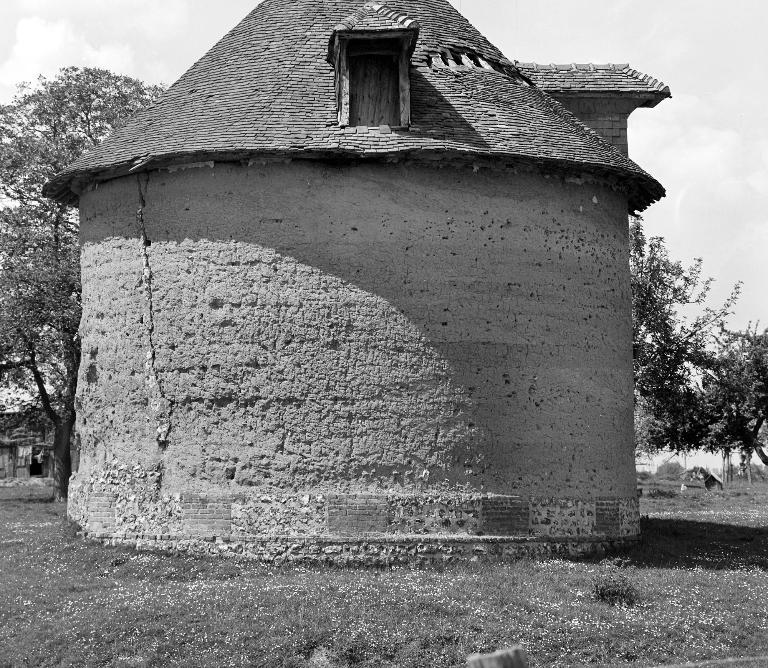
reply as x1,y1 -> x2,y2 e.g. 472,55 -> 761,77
328,3 -> 420,128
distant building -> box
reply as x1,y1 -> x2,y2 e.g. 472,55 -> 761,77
0,413 -> 53,480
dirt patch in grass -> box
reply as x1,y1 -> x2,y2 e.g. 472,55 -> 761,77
1,487 -> 768,667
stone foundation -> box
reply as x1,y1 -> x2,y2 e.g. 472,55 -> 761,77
68,464 -> 639,564
87,533 -> 637,566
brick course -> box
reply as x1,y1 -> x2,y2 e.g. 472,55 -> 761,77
327,494 -> 389,535
87,492 -> 116,535
480,496 -> 529,535
181,495 -> 232,538
594,497 -> 621,535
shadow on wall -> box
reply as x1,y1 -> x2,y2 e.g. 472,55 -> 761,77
77,161 -> 631,494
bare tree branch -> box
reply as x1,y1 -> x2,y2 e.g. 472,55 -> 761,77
28,347 -> 59,425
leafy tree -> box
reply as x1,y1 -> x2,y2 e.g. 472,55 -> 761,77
630,218 -> 741,453
655,460 -> 685,479
699,327 -> 768,467
0,67 -> 163,499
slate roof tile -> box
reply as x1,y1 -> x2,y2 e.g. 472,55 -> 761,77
516,62 -> 671,103
45,0 -> 665,212
334,1 -> 418,33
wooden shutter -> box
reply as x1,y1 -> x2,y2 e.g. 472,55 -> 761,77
349,54 -> 400,127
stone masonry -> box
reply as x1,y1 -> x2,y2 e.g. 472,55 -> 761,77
72,463 -> 640,564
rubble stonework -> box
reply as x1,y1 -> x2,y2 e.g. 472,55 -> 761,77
89,534 -> 635,565
70,461 -> 640,563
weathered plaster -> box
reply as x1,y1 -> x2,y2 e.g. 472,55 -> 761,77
135,174 -> 173,447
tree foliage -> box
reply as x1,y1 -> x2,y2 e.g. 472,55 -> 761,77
630,218 -> 741,453
0,67 -> 163,498
699,327 -> 768,464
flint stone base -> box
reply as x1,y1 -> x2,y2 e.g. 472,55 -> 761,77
68,464 -> 640,565
82,531 -> 638,565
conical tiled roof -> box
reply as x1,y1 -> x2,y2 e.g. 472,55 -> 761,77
44,0 -> 664,212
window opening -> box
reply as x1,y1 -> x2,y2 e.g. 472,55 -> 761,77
348,40 -> 401,126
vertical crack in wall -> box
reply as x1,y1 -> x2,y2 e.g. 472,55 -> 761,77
136,174 -> 173,448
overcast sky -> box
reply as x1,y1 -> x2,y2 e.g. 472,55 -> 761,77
0,0 -> 766,331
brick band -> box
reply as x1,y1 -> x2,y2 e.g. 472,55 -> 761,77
68,470 -> 640,563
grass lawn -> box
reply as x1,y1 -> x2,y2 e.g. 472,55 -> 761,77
1,484 -> 767,668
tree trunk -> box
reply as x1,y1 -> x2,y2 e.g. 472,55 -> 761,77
722,450 -> 728,488
53,417 -> 74,501
755,444 -> 768,466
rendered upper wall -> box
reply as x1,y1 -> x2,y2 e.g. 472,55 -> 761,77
75,160 -> 635,501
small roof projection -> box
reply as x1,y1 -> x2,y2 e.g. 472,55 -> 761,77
516,62 -> 671,108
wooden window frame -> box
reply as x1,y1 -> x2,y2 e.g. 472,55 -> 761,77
333,31 -> 412,128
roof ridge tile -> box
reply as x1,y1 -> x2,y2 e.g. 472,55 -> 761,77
336,1 -> 419,33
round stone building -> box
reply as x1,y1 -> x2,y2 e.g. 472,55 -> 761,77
45,0 -> 669,563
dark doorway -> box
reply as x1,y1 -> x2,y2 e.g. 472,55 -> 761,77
30,458 -> 42,476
